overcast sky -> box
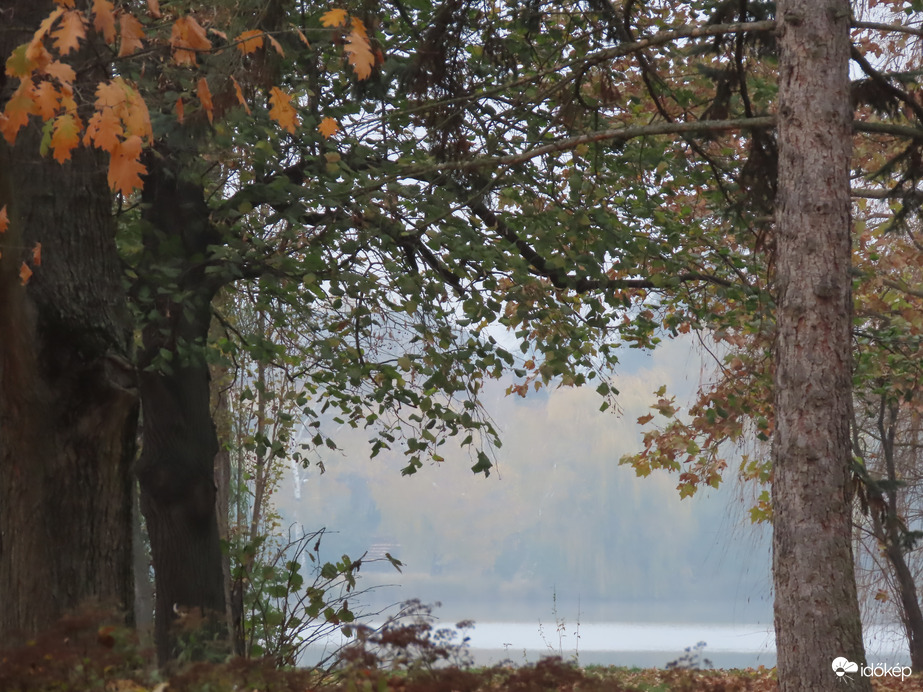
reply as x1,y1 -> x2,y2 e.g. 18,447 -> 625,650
275,335 -> 774,628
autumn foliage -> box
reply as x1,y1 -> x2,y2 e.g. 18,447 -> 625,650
0,1 -> 374,196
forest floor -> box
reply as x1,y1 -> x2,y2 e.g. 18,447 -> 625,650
3,611 -> 923,691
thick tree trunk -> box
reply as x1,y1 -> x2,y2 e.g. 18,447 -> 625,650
0,0 -> 137,641
135,153 -> 228,663
772,1 -> 871,689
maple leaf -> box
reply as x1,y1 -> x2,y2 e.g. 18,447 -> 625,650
197,77 -> 213,124
51,112 -> 81,163
118,13 -> 145,57
0,205 -> 8,233
345,18 -> 374,80
320,8 -> 349,27
52,10 -> 86,55
107,135 -> 146,195
268,86 -> 299,134
146,0 -> 161,18
230,76 -> 250,114
20,262 -> 33,286
318,116 -> 339,139
34,81 -> 61,120
637,413 -> 655,425
170,16 -> 211,66
32,243 -> 42,267
235,29 -> 263,55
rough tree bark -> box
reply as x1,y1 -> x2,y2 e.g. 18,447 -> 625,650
135,153 -> 228,663
772,0 -> 871,689
0,0 -> 138,641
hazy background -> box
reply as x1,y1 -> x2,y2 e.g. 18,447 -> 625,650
275,336 -> 774,650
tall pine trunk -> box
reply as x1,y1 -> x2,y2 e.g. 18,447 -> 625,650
0,0 -> 137,640
772,1 -> 871,689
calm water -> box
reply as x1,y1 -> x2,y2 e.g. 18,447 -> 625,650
302,621 -> 912,670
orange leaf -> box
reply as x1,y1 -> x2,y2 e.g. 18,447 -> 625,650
345,19 -> 374,80
170,16 -> 211,66
175,96 -> 184,123
318,116 -> 339,139
146,0 -> 161,18
32,243 -> 42,267
320,8 -> 348,27
107,135 -> 146,195
84,109 -> 122,151
118,13 -> 145,57
43,60 -> 76,85
0,205 -> 8,234
92,0 -> 117,43
196,77 -> 213,124
235,29 -> 263,55
268,86 -> 298,134
1,82 -> 37,144
267,34 -> 284,57
34,81 -> 61,120
34,8 -> 65,43
230,76 -> 250,114
295,27 -> 310,47
20,262 -> 33,286
51,112 -> 81,163
54,0 -> 75,7
51,10 -> 86,55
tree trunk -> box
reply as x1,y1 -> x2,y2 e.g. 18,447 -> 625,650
135,153 -> 227,663
0,0 -> 137,641
772,1 -> 871,689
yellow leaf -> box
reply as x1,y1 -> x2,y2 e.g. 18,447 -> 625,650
92,0 -> 117,43
197,77 -> 213,124
230,76 -> 250,114
51,112 -> 81,163
19,262 -> 33,285
52,10 -> 86,55
0,205 -> 8,234
118,13 -> 145,57
318,116 -> 339,139
235,29 -> 263,55
268,86 -> 298,134
345,19 -> 374,80
32,243 -> 42,266
107,135 -> 146,195
320,8 -> 348,27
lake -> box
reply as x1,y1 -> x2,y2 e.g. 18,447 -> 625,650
303,620 -> 913,670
